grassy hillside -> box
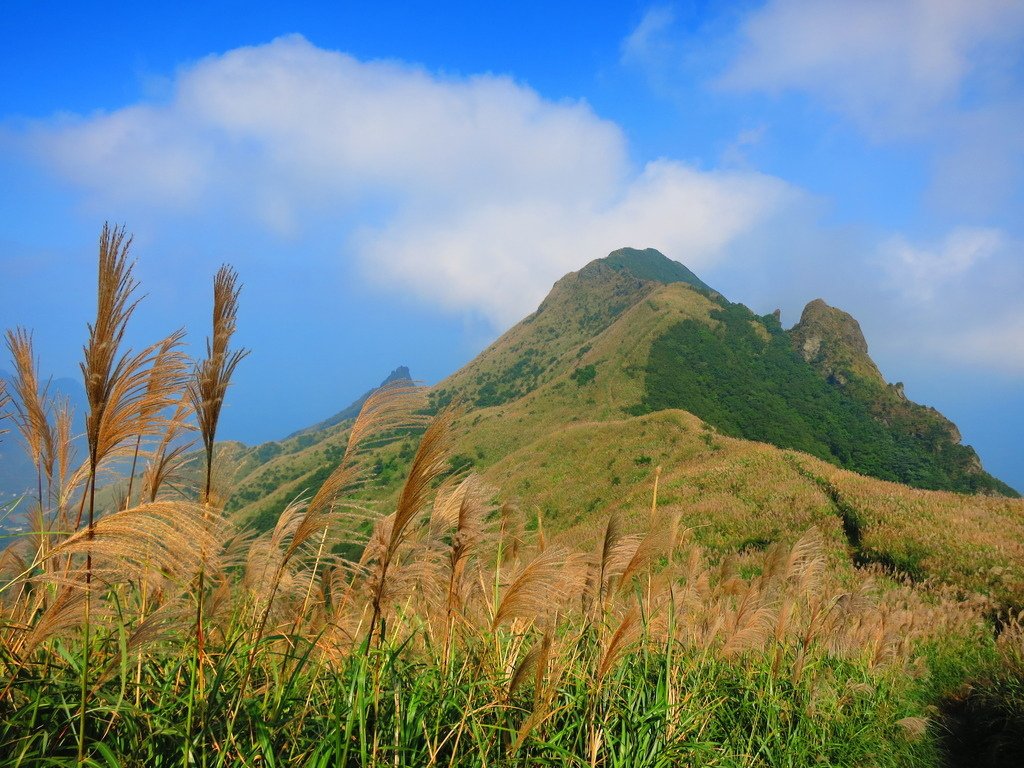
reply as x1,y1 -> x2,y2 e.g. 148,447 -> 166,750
6,238 -> 1024,766
217,250 -> 1023,609
639,301 -> 1015,495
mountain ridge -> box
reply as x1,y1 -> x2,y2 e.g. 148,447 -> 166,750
428,247 -> 1012,495
159,247 -> 1023,604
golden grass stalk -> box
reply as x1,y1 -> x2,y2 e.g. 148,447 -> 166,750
51,396 -> 86,532
721,605 -> 776,658
141,397 -> 194,503
507,634 -> 543,699
5,328 -> 56,501
510,621 -> 566,754
614,512 -> 678,596
592,512 -> 621,618
497,502 -> 523,564
433,475 -> 491,667
124,596 -> 195,657
444,476 -> 490,609
597,604 -> 642,683
15,584 -> 92,659
649,465 -> 661,521
244,498 -> 306,611
124,332 -> 188,507
188,265 -> 249,504
492,547 -> 585,630
366,407 -> 456,641
82,223 -> 139,477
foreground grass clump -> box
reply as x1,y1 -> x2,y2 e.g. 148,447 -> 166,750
0,224 -> 1018,766
0,628 -> 946,766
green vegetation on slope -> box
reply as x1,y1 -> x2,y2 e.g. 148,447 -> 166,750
602,246 -> 716,294
7,233 -> 1024,767
640,302 -> 1015,495
430,248 -> 716,411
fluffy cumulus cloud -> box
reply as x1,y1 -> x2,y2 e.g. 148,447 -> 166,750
715,0 -> 1024,219
869,228 -> 1024,375
718,0 -> 1024,137
878,227 -> 1004,302
22,35 -> 801,325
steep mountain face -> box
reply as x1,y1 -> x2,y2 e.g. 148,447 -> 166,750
790,299 -> 958,437
790,299 -> 885,388
787,299 -> 1010,494
638,296 -> 1014,495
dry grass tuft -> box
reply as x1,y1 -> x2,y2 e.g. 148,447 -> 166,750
493,547 -> 586,630
189,265 -> 249,503
46,501 -> 223,586
0,379 -> 10,440
5,328 -> 56,493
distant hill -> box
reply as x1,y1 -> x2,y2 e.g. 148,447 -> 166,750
288,366 -> 412,438
207,247 -> 1022,605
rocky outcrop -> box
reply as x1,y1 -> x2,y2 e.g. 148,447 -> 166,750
790,299 -> 885,388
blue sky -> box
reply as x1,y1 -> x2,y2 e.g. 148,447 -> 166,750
1,1 -> 1022,490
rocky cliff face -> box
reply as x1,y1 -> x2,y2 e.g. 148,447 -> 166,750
787,298 -> 994,482
790,299 -> 885,388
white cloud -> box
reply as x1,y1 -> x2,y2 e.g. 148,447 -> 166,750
621,7 -> 676,67
852,227 -> 1024,379
357,161 -> 798,325
879,227 -> 1004,302
718,0 -> 1024,138
933,310 -> 1024,374
720,124 -> 767,168
22,34 -> 802,326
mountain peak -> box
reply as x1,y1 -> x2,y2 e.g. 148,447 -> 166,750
287,365 -> 413,438
381,365 -> 412,385
790,298 -> 884,387
596,247 -> 716,294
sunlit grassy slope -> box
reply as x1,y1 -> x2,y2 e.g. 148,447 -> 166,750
220,248 -> 1023,604
12,234 -> 1024,767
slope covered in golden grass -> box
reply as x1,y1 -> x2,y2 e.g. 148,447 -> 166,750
219,249 -> 1023,606
5,230 -> 1023,765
